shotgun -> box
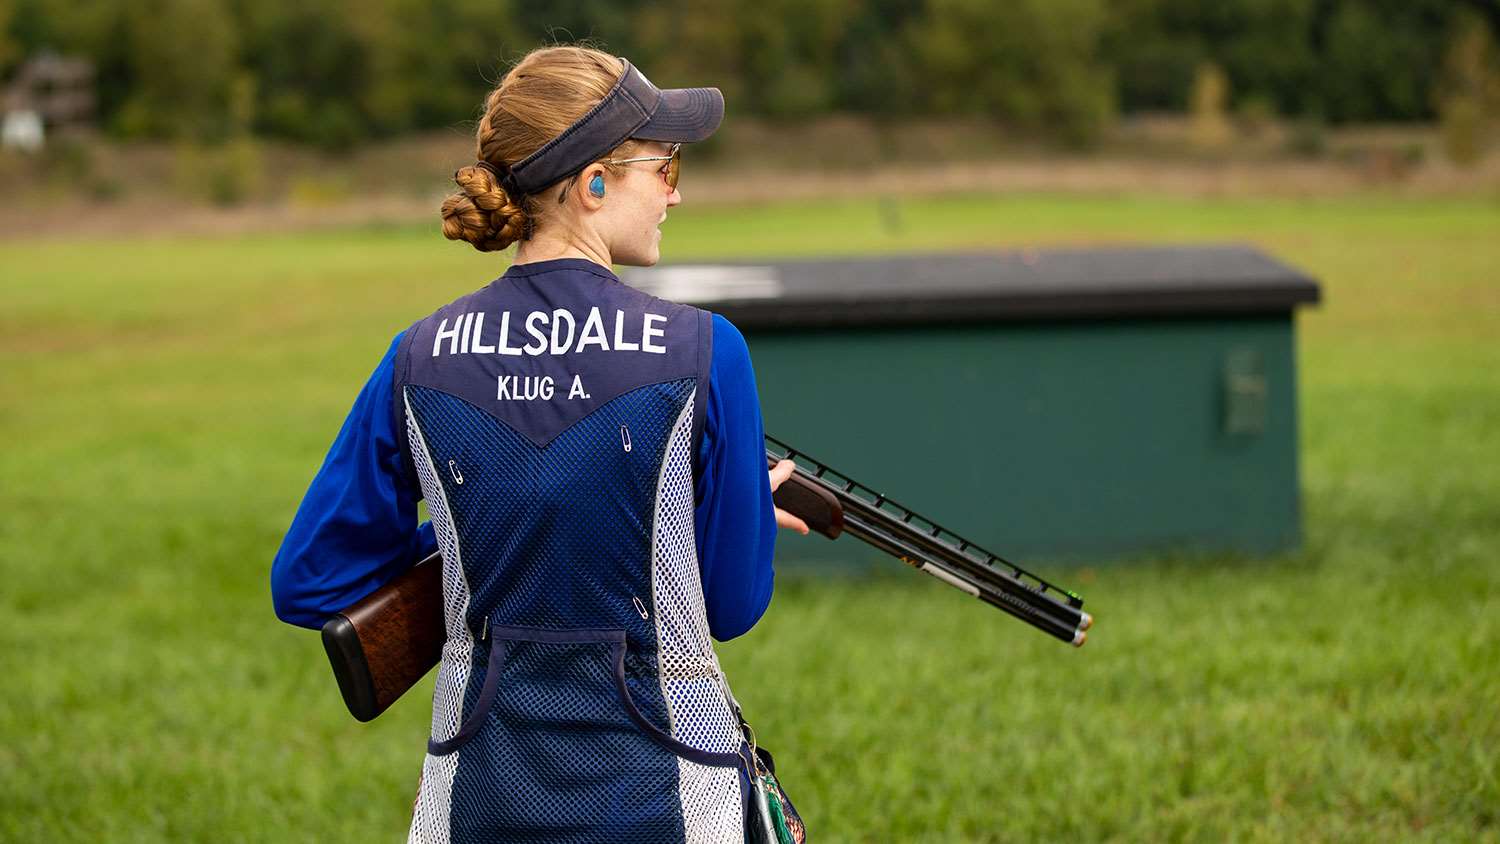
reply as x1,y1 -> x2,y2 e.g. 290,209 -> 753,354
322,436 -> 1091,721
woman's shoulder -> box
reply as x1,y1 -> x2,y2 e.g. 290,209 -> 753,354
708,312 -> 750,362
705,312 -> 758,394
708,311 -> 746,343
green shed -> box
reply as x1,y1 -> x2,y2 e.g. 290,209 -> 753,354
623,245 -> 1321,564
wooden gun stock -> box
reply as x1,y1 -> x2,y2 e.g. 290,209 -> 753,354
321,552 -> 444,722
322,439 -> 1089,721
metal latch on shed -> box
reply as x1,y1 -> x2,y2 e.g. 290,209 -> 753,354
1222,347 -> 1267,436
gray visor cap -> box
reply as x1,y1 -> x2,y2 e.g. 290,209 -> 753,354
501,58 -> 724,196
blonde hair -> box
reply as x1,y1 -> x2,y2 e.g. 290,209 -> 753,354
441,46 -> 639,252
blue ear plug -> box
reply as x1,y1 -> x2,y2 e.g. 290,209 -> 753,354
589,174 -> 605,197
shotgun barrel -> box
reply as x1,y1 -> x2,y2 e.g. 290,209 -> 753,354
766,436 -> 1090,647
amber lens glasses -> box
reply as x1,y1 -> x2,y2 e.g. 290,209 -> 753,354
605,143 -> 681,190
663,144 -> 680,189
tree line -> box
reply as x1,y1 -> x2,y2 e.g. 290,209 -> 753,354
2,0 -> 1497,149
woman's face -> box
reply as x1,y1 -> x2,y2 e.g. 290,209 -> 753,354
599,141 -> 682,267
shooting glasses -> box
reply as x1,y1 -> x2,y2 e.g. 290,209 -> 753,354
605,142 -> 682,190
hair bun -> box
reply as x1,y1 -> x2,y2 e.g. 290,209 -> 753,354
441,162 -> 529,252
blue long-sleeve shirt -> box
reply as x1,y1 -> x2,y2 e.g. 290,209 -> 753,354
271,313 -> 775,641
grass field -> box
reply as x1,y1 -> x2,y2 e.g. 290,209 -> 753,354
2,192 -> 1498,842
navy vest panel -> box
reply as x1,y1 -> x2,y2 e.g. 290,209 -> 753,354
395,262 -> 710,451
394,261 -> 746,844
408,383 -> 686,844
404,380 -> 693,642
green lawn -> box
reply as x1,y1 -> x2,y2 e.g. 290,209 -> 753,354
2,192 -> 1497,842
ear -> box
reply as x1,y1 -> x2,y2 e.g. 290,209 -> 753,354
577,163 -> 607,210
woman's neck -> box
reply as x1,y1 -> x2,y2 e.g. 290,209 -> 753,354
512,228 -> 612,270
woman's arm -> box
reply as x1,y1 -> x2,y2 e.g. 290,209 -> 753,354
270,331 -> 437,629
694,314 -> 779,641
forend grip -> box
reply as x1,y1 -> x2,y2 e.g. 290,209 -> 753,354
768,456 -> 845,540
321,552 -> 445,722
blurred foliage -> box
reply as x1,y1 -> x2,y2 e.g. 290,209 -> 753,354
2,0 -> 1499,149
1234,93 -> 1277,138
37,131 -> 94,184
1283,115 -> 1329,159
286,172 -> 355,207
0,0 -> 17,71
910,0 -> 1114,148
1438,11 -> 1500,167
171,136 -> 264,206
1189,62 -> 1232,151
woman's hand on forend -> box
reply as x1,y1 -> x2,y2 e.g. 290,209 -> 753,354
768,459 -> 810,535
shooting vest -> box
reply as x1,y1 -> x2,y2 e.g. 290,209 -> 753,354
394,259 -> 750,844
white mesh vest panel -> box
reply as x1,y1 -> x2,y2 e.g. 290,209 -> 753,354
405,398 -> 475,844
651,392 -> 746,841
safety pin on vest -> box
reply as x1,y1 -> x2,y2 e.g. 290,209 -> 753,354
632,595 -> 649,620
448,459 -> 464,485
620,425 -> 632,453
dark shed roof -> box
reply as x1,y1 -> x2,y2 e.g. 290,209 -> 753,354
621,244 -> 1321,329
